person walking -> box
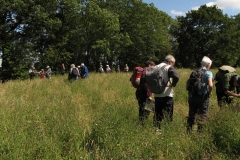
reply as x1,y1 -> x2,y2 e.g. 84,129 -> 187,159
80,63 -> 89,78
135,60 -> 155,124
45,66 -> 52,79
68,64 -> 80,80
98,65 -> 104,73
39,69 -> 45,79
29,66 -> 35,80
124,64 -> 129,72
186,56 -> 214,133
153,55 -> 180,130
60,63 -> 65,76
106,65 -> 111,73
116,65 -> 120,73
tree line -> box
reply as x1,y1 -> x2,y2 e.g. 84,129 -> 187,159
1,0 -> 240,81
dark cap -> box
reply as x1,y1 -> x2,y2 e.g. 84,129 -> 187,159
237,76 -> 240,85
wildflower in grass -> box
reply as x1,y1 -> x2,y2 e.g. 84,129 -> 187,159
116,144 -> 120,147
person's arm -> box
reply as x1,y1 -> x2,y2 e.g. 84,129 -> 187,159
145,85 -> 153,100
223,74 -> 240,97
224,90 -> 240,98
208,78 -> 213,96
168,67 -> 180,87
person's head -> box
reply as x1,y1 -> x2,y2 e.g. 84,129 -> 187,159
46,66 -> 49,69
81,63 -> 84,67
165,55 -> 175,66
71,64 -> 75,68
201,56 -> 212,70
31,66 -> 35,70
78,66 -> 80,68
234,76 -> 240,87
145,60 -> 155,67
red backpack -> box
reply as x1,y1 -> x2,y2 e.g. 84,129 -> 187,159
130,66 -> 144,89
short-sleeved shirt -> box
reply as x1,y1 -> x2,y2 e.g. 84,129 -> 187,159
202,67 -> 213,95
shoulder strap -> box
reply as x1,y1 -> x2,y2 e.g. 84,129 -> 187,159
160,64 -> 168,70
160,64 -> 170,84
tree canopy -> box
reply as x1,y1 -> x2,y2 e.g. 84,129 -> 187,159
1,1 -> 240,81
170,5 -> 240,68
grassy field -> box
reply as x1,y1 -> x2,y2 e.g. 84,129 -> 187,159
0,68 -> 240,159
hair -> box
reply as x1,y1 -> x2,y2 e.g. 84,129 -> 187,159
145,60 -> 155,67
201,56 -> 212,67
165,55 -> 175,63
71,64 -> 75,68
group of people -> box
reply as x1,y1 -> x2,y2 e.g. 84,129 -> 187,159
29,66 -> 52,80
98,63 -> 129,73
68,63 -> 89,80
29,62 -> 89,81
133,55 -> 179,131
133,54 -> 240,133
29,62 -> 128,80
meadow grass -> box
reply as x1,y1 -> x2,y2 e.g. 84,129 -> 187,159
0,69 -> 240,159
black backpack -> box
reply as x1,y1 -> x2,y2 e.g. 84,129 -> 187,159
72,68 -> 79,77
186,69 -> 206,95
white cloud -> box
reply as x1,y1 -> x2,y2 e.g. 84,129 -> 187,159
192,0 -> 240,11
191,6 -> 199,10
215,0 -> 240,9
171,0 -> 240,17
171,10 -> 185,16
206,2 -> 217,7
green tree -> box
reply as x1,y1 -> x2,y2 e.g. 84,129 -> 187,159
171,5 -> 238,68
0,0 -> 35,81
103,0 -> 173,69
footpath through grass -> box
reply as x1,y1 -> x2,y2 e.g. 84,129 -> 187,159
0,69 -> 240,159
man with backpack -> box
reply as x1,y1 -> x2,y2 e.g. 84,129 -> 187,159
186,56 -> 214,133
130,60 -> 155,124
152,55 -> 179,130
215,65 -> 240,108
68,64 -> 80,80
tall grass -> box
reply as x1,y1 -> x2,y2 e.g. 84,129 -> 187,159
0,69 -> 239,159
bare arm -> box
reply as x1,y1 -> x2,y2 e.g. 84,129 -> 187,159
224,90 -> 240,98
208,78 -> 213,95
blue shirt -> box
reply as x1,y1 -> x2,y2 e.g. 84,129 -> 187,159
201,67 -> 213,95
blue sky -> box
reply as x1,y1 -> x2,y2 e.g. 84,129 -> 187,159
142,0 -> 240,18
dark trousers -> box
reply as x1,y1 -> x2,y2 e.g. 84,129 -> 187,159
187,93 -> 209,131
136,89 -> 150,122
154,96 -> 174,128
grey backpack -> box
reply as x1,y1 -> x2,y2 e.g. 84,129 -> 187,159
145,64 -> 168,94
